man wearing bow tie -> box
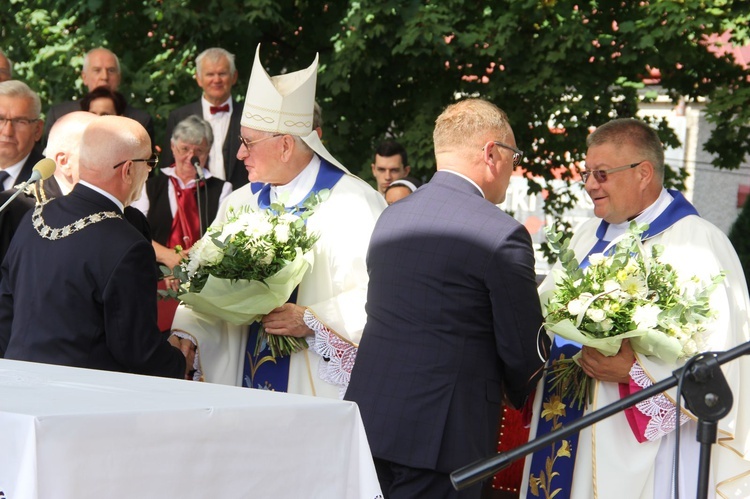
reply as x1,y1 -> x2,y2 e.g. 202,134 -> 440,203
161,47 -> 246,190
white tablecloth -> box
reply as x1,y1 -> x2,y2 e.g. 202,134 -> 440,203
0,359 -> 382,499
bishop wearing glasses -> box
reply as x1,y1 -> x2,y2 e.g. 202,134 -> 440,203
170,45 -> 386,399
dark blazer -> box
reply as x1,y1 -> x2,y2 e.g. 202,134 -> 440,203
11,148 -> 45,188
0,171 -> 60,264
0,184 -> 185,378
42,100 -> 154,147
345,171 -> 547,472
161,99 -> 247,190
1,176 -> 149,268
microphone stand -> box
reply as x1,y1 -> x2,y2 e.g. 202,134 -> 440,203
450,340 -> 750,498
195,173 -> 204,237
191,157 -> 205,237
0,184 -> 30,213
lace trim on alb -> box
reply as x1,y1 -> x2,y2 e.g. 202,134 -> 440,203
631,362 -> 690,441
32,202 -> 122,240
303,309 -> 357,398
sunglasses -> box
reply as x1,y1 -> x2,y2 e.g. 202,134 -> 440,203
111,156 -> 159,171
581,161 -> 644,183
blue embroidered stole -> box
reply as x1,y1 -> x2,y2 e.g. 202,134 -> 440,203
526,190 -> 698,498
241,159 -> 345,391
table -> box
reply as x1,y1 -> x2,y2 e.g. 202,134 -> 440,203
0,359 -> 382,499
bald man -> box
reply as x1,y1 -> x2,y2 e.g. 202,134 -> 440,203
0,115 -> 191,378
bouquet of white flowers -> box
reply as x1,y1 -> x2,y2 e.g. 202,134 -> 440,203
542,222 -> 724,409
162,193 -> 324,358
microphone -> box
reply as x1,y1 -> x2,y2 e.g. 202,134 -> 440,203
190,156 -> 204,180
190,155 -> 205,237
0,158 -> 57,213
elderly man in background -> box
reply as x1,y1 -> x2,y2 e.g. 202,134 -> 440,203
0,115 -> 193,378
43,47 -> 154,145
0,80 -> 45,190
162,48 -> 245,189
172,44 -> 385,398
0,80 -> 45,261
521,118 -> 750,499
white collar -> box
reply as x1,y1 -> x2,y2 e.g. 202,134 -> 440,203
604,188 -> 673,240
160,165 -> 213,187
439,169 -> 485,198
1,153 -> 31,185
271,155 -> 321,207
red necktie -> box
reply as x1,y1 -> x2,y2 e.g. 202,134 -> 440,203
210,104 -> 230,114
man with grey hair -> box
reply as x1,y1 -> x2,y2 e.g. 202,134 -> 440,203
0,115 -> 194,379
43,47 -> 154,146
162,47 -> 244,189
0,80 -> 45,190
0,49 -> 12,82
0,80 -> 45,261
171,44 -> 385,399
345,98 -> 546,498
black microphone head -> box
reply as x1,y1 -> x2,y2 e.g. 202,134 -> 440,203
190,156 -> 201,168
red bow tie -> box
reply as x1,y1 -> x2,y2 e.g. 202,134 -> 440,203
210,104 -> 230,114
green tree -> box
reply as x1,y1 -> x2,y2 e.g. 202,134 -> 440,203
4,0 -> 749,237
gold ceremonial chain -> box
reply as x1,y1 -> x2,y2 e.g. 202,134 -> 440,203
32,201 -> 122,240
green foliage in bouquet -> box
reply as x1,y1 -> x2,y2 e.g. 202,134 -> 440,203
543,222 -> 724,409
160,190 -> 329,358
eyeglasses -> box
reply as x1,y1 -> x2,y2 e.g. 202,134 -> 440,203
238,133 -> 283,150
111,156 -> 159,171
581,161 -> 644,184
0,116 -> 41,128
174,144 -> 209,157
485,141 -> 524,166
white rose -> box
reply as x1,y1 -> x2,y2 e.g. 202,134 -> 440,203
603,280 -> 621,293
586,307 -> 607,323
274,224 -> 290,243
632,304 -> 661,329
567,299 -> 584,316
200,239 -> 223,265
588,253 -> 606,265
221,220 -> 246,239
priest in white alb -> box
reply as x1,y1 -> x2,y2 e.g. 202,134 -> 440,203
171,44 -> 386,399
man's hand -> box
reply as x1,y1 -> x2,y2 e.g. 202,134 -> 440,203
578,339 -> 635,384
168,334 -> 197,379
262,303 -> 313,338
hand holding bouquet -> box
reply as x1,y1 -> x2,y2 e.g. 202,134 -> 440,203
543,222 -> 724,409
161,192 -> 325,358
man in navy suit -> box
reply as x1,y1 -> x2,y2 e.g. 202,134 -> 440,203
161,47 -> 246,190
0,115 -> 192,378
345,98 -> 548,498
